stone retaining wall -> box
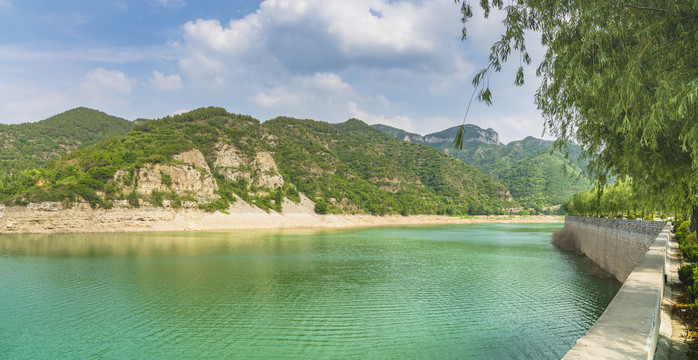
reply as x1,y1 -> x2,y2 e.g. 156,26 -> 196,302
561,217 -> 671,359
563,216 -> 666,282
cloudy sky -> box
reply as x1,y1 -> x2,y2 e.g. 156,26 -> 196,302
0,0 -> 548,143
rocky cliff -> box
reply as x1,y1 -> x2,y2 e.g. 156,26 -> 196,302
371,124 -> 500,146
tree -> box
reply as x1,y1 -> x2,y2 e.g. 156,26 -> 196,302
455,1 -> 698,228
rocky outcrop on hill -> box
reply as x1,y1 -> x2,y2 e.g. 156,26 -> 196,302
423,125 -> 500,145
111,147 -> 285,204
372,124 -> 500,146
252,152 -> 284,189
114,149 -> 220,201
212,142 -> 284,190
174,149 -> 210,170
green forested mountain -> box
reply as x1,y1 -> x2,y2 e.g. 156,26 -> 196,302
0,107 -> 133,175
373,124 -> 590,209
0,107 -> 514,215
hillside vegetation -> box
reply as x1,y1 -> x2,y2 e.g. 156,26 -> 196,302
374,124 -> 590,209
0,107 -> 133,175
0,107 -> 514,215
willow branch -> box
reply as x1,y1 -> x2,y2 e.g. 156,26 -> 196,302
614,1 -> 667,13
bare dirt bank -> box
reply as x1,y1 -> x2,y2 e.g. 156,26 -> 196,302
0,200 -> 563,235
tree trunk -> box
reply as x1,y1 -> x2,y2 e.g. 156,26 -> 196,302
691,205 -> 698,233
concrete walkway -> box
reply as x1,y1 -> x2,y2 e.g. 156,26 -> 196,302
657,235 -> 689,360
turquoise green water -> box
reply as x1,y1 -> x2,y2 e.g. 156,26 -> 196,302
0,224 -> 620,359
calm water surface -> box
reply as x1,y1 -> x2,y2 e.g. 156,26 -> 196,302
0,224 -> 620,359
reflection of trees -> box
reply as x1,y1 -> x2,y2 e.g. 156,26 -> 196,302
0,229 -> 331,258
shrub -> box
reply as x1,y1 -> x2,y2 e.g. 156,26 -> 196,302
286,185 -> 300,203
127,191 -> 139,208
689,270 -> 698,300
198,198 -> 229,213
151,190 -> 164,207
675,221 -> 691,237
102,200 -> 114,210
314,200 -> 329,214
683,233 -> 698,262
161,173 -> 173,187
680,265 -> 695,288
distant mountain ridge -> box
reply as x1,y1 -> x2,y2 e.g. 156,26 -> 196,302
0,107 -> 133,175
372,124 -> 500,146
0,108 -> 514,216
373,123 -> 590,209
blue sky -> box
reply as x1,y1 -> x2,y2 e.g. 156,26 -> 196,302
0,0 -> 548,143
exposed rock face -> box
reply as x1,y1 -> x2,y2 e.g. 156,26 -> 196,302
137,164 -> 218,200
110,147 -> 286,206
27,202 -> 63,211
115,149 -> 219,201
373,124 -> 500,146
174,149 -> 210,170
213,143 -> 243,168
253,152 -> 284,189
212,142 -> 284,190
422,125 -> 500,145
213,143 -> 249,183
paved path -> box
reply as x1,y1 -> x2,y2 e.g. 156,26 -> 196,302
661,236 -> 689,360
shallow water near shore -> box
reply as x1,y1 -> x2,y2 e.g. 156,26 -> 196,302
0,223 -> 620,359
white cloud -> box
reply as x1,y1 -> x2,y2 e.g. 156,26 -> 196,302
349,102 -> 414,132
250,72 -> 353,113
376,94 -> 390,108
172,0 -> 480,132
311,72 -> 350,92
148,71 -> 183,91
0,0 -> 549,143
179,0 -> 469,80
83,68 -> 132,94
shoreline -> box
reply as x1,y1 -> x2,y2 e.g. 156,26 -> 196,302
0,204 -> 564,235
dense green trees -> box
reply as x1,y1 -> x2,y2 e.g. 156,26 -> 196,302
561,180 -> 674,219
374,124 -> 590,208
265,117 -> 513,215
0,107 -> 133,176
1,108 -> 515,215
456,1 -> 698,227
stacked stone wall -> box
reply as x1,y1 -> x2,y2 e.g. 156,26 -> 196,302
563,216 -> 666,282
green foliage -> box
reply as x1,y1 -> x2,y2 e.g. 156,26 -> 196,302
2,108 -> 516,215
457,1 -> 698,228
266,117 -> 513,216
562,180 -> 652,218
150,190 -> 165,207
161,173 -> 173,187
374,124 -> 590,208
679,265 -> 694,287
198,198 -> 230,213
127,191 -> 139,208
314,200 -> 329,214
0,107 -> 133,177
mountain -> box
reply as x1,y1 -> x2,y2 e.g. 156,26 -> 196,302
0,107 -> 134,175
0,107 -> 514,216
372,124 -> 499,145
373,124 -> 590,208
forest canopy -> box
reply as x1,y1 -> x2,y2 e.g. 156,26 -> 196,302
455,1 -> 698,225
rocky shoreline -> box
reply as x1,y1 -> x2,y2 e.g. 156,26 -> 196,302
0,200 -> 563,235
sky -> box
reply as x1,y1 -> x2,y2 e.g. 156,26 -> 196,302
0,0 -> 549,143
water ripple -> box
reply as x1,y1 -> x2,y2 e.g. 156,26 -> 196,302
0,224 -> 619,359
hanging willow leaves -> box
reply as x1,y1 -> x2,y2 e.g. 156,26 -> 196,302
455,0 -> 698,224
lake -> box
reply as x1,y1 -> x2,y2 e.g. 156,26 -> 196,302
0,223 -> 620,359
